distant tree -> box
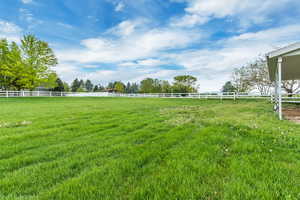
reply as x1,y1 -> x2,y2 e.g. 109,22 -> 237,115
79,79 -> 85,90
85,79 -> 93,92
130,83 -> 139,93
125,82 -> 131,93
172,75 -> 197,93
63,82 -> 70,92
71,78 -> 80,92
161,80 -> 172,93
232,67 -> 252,93
140,78 -> 162,93
93,85 -> 99,92
53,78 -> 65,91
107,82 -> 115,90
114,81 -> 125,93
221,81 -> 236,93
76,86 -> 85,92
140,78 -> 155,93
98,84 -> 105,92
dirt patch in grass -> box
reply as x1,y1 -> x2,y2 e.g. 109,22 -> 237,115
283,108 -> 300,123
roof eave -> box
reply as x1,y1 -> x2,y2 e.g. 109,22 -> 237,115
266,42 -> 300,58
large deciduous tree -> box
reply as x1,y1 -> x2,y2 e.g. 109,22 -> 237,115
114,81 -> 125,93
0,35 -> 58,90
172,75 -> 197,93
20,35 -> 58,90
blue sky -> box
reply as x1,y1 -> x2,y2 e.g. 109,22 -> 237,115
1,0 -> 300,91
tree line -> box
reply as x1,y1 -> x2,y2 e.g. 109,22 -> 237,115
61,75 -> 198,93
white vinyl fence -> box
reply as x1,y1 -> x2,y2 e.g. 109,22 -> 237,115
0,90 -> 273,100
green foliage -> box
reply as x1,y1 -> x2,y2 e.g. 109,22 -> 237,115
172,75 -> 198,93
76,86 -> 86,92
63,82 -> 70,92
0,35 -> 58,90
85,80 -> 94,92
140,78 -> 167,93
54,78 -> 63,92
93,84 -> 105,92
71,78 -> 80,92
0,98 -> 299,199
222,81 -> 236,93
114,81 -> 125,93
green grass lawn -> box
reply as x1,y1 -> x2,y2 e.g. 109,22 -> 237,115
0,97 -> 299,200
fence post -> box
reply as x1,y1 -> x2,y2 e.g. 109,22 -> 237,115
50,91 -> 52,97
61,91 -> 63,97
6,91 -> 8,98
233,92 -> 236,101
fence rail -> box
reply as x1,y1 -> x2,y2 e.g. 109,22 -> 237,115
0,91 -> 274,100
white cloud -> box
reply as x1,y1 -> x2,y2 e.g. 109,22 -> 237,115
21,0 -> 33,4
0,20 -> 22,42
171,0 -> 298,28
57,22 -> 73,29
164,24 -> 300,91
171,14 -> 209,27
119,59 -> 166,67
19,8 -> 43,28
106,19 -> 146,37
115,2 -> 125,12
57,21 -> 202,63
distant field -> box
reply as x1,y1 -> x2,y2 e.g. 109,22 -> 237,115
0,97 -> 299,200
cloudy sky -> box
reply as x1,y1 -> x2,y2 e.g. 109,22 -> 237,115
1,0 -> 300,91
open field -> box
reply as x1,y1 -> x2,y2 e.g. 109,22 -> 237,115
0,97 -> 300,199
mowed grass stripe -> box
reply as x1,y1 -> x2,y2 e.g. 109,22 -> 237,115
0,111 -> 167,175
1,122 -> 193,197
37,125 -> 200,199
0,107 -> 164,159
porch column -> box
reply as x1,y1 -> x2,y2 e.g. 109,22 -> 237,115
278,57 -> 283,120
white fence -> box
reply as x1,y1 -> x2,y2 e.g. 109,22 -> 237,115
0,91 -> 273,100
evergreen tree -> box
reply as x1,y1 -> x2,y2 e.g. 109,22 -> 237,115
85,79 -> 93,92
53,78 -> 65,91
93,85 -> 99,92
79,79 -> 85,90
71,78 -> 80,92
221,81 -> 236,93
131,83 -> 139,93
125,82 -> 131,93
